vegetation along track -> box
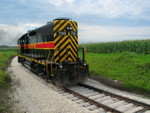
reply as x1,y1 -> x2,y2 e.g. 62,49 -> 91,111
57,83 -> 150,113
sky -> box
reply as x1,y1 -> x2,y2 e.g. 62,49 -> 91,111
0,0 -> 150,46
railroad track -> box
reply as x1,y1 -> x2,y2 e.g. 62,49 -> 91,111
57,83 -> 150,113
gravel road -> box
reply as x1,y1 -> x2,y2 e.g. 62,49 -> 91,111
9,57 -> 91,113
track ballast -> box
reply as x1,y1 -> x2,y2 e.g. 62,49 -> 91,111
58,83 -> 150,113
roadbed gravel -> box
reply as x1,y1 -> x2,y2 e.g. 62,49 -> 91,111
8,57 -> 150,113
85,79 -> 150,105
9,57 -> 91,113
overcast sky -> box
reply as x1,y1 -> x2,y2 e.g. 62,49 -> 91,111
0,0 -> 150,46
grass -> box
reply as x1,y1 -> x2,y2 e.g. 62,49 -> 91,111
0,47 -> 17,52
83,52 -> 150,93
0,50 -> 16,113
0,51 -> 16,88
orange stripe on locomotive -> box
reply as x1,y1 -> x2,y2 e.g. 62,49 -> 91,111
18,42 -> 55,49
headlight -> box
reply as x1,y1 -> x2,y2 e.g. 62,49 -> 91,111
84,63 -> 86,66
59,64 -> 63,68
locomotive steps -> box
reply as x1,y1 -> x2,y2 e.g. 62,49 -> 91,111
9,57 -> 150,113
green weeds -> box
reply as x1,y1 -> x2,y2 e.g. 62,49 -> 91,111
0,50 -> 16,113
0,51 -> 16,88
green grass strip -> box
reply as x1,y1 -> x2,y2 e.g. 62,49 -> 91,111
84,52 -> 150,92
0,51 -> 16,88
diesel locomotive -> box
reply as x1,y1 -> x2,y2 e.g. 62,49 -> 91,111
17,18 -> 89,85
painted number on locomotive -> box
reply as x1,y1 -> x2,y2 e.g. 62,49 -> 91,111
71,31 -> 76,36
58,31 -> 77,36
58,31 -> 67,36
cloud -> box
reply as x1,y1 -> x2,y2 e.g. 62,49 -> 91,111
46,0 -> 63,6
1,0 -> 150,27
46,0 -> 74,6
78,24 -> 150,43
0,22 -> 150,46
65,0 -> 74,3
0,24 -> 25,46
46,0 -> 150,19
23,23 -> 44,31
0,23 -> 43,46
0,0 -> 149,46
43,0 -> 74,6
0,23 -> 46,46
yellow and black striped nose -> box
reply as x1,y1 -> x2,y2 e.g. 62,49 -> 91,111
53,19 -> 78,63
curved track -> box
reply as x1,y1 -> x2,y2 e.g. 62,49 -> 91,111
58,83 -> 150,113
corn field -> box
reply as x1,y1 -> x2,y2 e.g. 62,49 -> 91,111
80,40 -> 150,54
0,48 -> 17,52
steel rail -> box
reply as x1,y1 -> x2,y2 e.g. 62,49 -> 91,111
64,87 -> 122,113
79,83 -> 150,112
